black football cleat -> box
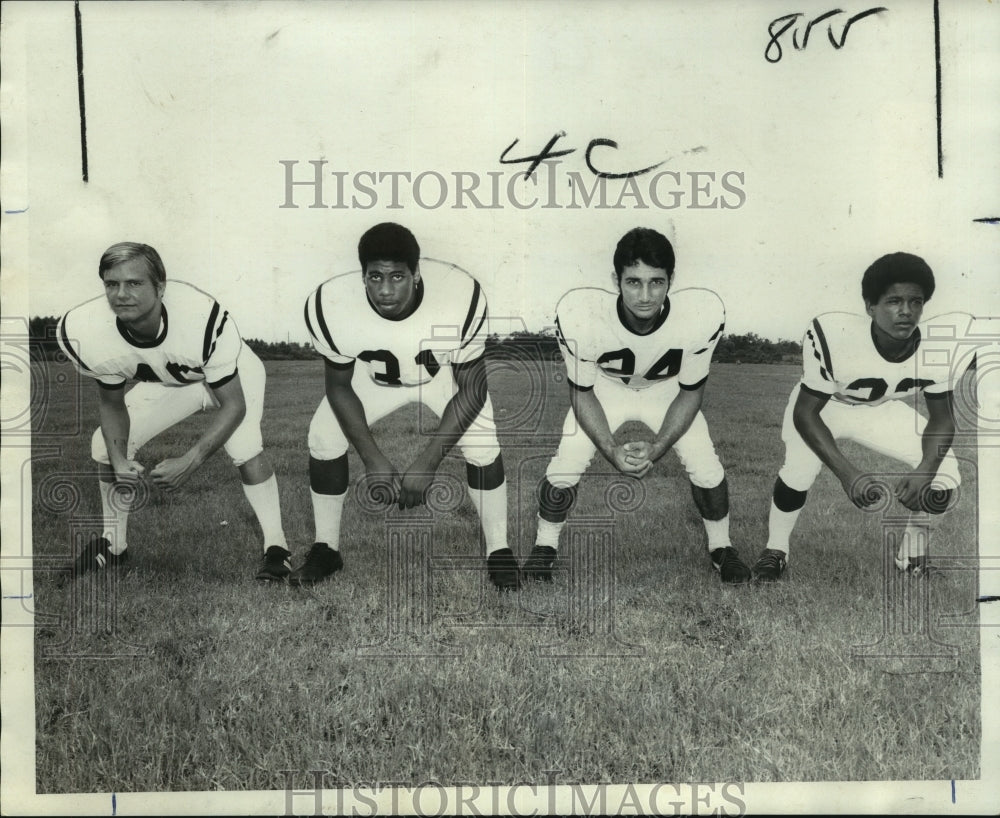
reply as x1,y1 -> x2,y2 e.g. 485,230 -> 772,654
710,546 -> 751,584
255,545 -> 293,582
751,548 -> 788,582
522,545 -> 557,583
289,542 -> 344,586
70,536 -> 129,578
487,547 -> 521,591
895,554 -> 929,577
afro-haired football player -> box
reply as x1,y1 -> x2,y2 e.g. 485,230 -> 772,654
752,252 -> 969,580
298,223 -> 516,589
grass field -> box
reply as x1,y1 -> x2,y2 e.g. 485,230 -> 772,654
29,356 -> 980,792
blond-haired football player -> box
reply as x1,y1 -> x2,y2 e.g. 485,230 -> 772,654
57,242 -> 289,580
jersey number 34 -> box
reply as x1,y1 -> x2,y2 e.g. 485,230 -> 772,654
596,348 -> 682,385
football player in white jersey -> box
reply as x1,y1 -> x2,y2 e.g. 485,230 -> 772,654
296,223 -> 516,589
752,252 -> 967,580
56,242 -> 290,581
522,227 -> 752,584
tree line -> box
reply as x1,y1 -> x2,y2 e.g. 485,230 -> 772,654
29,317 -> 800,365
489,331 -> 801,365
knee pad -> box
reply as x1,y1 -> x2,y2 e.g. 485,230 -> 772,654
467,454 -> 505,491
773,477 -> 808,512
310,454 -> 349,496
538,477 -> 578,523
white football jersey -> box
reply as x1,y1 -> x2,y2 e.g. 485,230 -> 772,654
57,280 -> 242,388
555,287 -> 725,390
801,311 -> 974,405
304,258 -> 488,387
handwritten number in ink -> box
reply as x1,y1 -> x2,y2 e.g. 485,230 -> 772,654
500,131 -> 576,179
828,7 -> 887,48
501,133 -> 667,181
584,139 -> 667,180
766,7 -> 887,63
766,13 -> 802,63
793,9 -> 842,51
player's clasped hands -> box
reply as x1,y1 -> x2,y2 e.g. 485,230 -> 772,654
364,452 -> 439,510
398,469 -> 435,510
893,471 -> 932,512
614,441 -> 654,479
362,453 -> 407,507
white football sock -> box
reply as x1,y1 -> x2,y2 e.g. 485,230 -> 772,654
99,479 -> 130,555
311,489 -> 346,551
897,513 -> 931,563
764,501 -> 800,555
703,514 -> 732,552
534,516 -> 564,550
467,482 -> 508,554
241,475 -> 287,551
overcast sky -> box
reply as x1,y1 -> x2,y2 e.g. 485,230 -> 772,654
6,0 -> 998,345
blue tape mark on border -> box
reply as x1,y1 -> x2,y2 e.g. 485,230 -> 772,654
112,792 -> 117,815
977,596 -> 1000,603
3,208 -> 29,214
2,594 -> 33,600
951,779 -> 955,804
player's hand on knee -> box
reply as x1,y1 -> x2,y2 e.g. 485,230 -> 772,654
150,454 -> 198,492
842,471 -> 884,509
112,459 -> 146,485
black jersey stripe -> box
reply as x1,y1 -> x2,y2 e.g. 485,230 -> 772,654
208,368 -> 238,390
58,315 -> 93,373
680,374 -> 708,391
206,311 -> 230,361
924,389 -> 952,401
800,383 -> 832,400
460,310 -> 488,351
811,318 -> 834,380
460,280 -> 483,342
554,315 -> 566,345
303,299 -> 315,344
707,321 -> 725,342
312,284 -> 340,354
202,301 -> 221,361
324,358 -> 354,371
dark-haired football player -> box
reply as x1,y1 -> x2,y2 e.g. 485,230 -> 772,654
297,222 -> 516,589
752,252 -> 969,580
523,227 -> 751,584
56,242 -> 289,581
